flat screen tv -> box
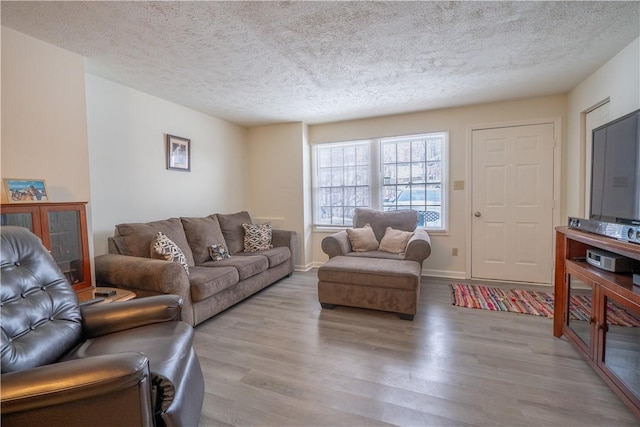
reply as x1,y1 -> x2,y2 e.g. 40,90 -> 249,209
590,109 -> 640,225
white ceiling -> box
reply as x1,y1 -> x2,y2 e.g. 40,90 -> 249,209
2,1 -> 639,127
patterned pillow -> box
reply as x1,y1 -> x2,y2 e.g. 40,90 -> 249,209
242,223 -> 273,252
209,243 -> 231,261
150,231 -> 189,274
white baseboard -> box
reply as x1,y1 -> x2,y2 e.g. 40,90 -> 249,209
421,268 -> 466,280
295,263 -> 314,272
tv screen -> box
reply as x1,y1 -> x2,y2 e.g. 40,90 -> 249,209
590,109 -> 640,224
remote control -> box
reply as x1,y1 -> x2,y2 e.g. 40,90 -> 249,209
95,290 -> 116,297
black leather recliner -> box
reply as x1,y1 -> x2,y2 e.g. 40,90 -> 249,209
0,226 -> 204,426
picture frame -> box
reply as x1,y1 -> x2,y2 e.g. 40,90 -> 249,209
166,134 -> 191,172
3,178 -> 50,203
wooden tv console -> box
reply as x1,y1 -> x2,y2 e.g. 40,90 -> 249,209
554,226 -> 640,418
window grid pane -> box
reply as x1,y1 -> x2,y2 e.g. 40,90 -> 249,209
317,143 -> 370,226
381,134 -> 444,229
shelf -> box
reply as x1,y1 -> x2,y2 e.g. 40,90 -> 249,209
555,226 -> 640,419
566,259 -> 640,298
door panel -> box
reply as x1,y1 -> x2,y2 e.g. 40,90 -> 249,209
471,123 -> 554,283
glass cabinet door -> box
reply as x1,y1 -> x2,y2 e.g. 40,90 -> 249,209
47,210 -> 84,285
0,206 -> 40,233
566,272 -> 596,358
1,202 -> 91,291
599,290 -> 640,406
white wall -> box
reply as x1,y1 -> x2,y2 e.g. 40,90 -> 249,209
1,27 -> 90,204
86,74 -> 248,255
247,122 -> 312,269
565,37 -> 640,218
308,95 -> 567,278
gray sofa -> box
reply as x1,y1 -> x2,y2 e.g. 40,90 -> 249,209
318,208 -> 431,320
95,211 -> 296,326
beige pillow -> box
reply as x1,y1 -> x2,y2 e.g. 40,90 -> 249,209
378,227 -> 414,254
346,223 -> 379,252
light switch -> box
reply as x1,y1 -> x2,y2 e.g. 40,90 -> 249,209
454,180 -> 464,190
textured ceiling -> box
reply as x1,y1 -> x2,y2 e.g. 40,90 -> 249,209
2,1 -> 639,127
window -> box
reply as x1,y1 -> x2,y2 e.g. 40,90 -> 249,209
315,141 -> 370,226
313,132 -> 447,230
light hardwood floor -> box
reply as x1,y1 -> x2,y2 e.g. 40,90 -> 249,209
193,271 -> 639,426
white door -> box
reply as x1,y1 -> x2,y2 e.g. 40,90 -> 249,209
471,123 -> 555,284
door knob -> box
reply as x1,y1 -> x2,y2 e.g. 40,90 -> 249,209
474,211 -> 482,217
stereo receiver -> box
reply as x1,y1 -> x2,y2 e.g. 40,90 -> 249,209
586,248 -> 635,273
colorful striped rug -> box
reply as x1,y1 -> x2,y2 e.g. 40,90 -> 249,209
450,284 -> 640,327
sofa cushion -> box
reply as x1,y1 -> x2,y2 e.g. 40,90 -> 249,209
378,227 -> 414,254
217,211 -> 252,254
235,246 -> 290,268
318,256 -> 420,291
151,232 -> 190,274
346,223 -> 379,252
181,216 -> 226,265
242,222 -> 273,252
187,266 -> 239,302
113,218 -> 195,266
345,250 -> 405,260
200,255 -> 268,281
353,208 -> 418,242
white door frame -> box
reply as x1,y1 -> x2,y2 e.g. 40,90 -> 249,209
464,117 -> 562,281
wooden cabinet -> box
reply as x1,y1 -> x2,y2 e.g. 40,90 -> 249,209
1,202 -> 91,292
555,226 -> 640,418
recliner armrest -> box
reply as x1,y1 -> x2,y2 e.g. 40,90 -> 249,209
404,230 -> 432,264
321,230 -> 352,258
81,295 -> 183,338
1,353 -> 154,426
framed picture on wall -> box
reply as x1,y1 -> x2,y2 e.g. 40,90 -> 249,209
166,134 -> 191,172
3,178 -> 49,203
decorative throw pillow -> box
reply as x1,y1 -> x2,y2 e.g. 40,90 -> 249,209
346,223 -> 379,252
209,243 -> 231,261
242,223 -> 273,252
378,227 -> 414,254
150,231 -> 189,274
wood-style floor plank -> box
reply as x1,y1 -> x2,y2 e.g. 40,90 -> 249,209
193,271 -> 639,426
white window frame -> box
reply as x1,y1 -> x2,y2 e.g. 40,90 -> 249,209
312,139 -> 372,227
312,132 -> 448,232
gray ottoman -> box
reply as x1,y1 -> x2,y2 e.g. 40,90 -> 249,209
317,255 -> 421,320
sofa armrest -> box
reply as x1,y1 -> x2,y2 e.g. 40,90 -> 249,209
95,254 -> 189,296
81,295 -> 183,338
404,230 -> 432,264
321,230 -> 352,258
94,253 -> 195,326
1,353 -> 154,426
272,229 -> 296,254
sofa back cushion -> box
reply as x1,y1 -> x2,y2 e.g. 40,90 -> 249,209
353,208 -> 418,242
112,218 -> 195,266
217,211 -> 252,254
181,215 -> 227,265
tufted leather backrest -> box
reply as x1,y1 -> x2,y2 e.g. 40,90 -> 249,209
1,226 -> 82,373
